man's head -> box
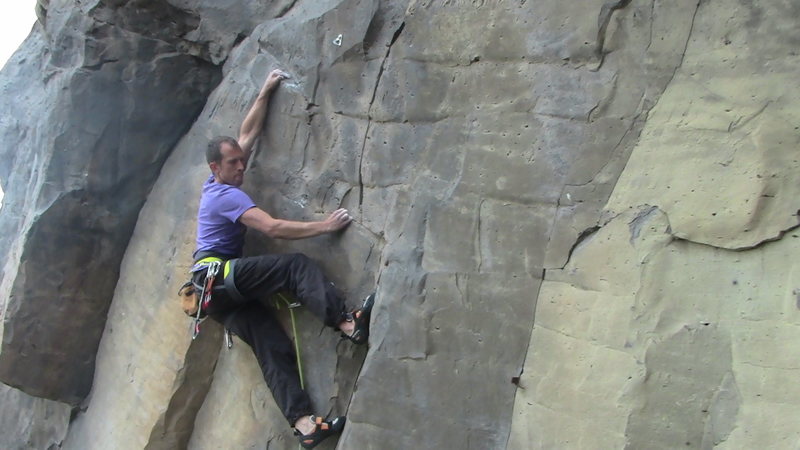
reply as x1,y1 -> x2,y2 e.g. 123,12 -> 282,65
207,136 -> 246,186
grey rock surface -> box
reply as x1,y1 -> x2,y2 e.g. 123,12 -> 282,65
0,383 -> 70,450
0,0 -> 798,449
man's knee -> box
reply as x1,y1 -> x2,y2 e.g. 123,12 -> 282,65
284,252 -> 313,269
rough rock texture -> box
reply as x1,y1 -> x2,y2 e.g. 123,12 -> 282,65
1,0 -> 799,449
0,0 -> 221,404
0,384 -> 70,449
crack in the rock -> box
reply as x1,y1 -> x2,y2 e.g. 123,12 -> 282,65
545,210 -> 624,271
622,205 -> 800,253
587,72 -> 619,123
331,109 -> 449,125
363,242 -> 375,271
357,22 -> 406,209
565,113 -> 643,190
645,0 -> 656,54
586,101 -> 601,123
274,0 -> 299,19
738,360 -> 800,371
454,273 -> 465,300
672,216 -> 800,252
82,58 -> 120,71
560,225 -> 602,270
592,0 -> 633,71
661,0 -> 701,92
476,198 -> 485,273
531,111 -> 589,122
299,127 -> 311,174
310,62 -> 321,106
401,54 -> 568,68
728,101 -> 771,132
542,276 -> 606,294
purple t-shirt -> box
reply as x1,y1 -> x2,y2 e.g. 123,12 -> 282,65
194,175 -> 256,258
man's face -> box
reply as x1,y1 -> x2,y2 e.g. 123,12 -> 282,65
210,142 -> 247,186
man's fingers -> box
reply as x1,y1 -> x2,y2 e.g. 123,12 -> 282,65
331,208 -> 352,222
269,69 -> 290,80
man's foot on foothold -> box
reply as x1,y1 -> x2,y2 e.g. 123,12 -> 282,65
295,415 -> 346,449
344,293 -> 375,345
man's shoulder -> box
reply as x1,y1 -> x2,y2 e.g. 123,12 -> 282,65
201,179 -> 255,209
203,177 -> 243,196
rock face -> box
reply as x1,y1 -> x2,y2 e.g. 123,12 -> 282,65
1,0 -> 798,449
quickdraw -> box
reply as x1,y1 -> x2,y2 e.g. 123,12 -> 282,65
192,260 -> 221,340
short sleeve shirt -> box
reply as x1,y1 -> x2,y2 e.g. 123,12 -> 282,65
194,175 -> 256,258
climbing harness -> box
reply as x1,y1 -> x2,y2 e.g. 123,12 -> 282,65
187,255 -> 236,347
192,259 -> 220,340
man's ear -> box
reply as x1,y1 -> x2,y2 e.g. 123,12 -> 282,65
209,161 -> 219,174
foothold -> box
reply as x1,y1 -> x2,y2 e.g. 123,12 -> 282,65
333,34 -> 343,46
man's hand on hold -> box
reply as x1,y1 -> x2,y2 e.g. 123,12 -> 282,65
324,208 -> 353,232
264,69 -> 290,92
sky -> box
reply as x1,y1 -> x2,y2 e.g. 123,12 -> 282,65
0,2 -> 37,206
0,3 -> 36,67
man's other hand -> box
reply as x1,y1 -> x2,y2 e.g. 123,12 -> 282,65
324,208 -> 353,232
265,69 -> 290,92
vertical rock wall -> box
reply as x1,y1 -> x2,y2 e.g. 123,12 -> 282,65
1,0 -> 798,449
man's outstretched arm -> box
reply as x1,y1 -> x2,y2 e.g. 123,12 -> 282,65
238,69 -> 289,160
240,207 -> 352,240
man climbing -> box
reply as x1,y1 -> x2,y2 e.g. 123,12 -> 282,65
180,68 -> 374,449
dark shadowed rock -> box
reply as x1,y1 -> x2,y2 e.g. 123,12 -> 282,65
0,3 -> 221,403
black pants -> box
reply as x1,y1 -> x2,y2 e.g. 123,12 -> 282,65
196,253 -> 347,425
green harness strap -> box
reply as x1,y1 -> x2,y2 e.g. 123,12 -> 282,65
275,294 -> 307,450
276,293 -> 305,390
194,256 -> 232,278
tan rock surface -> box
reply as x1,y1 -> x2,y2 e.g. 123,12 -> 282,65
606,0 -> 800,249
511,0 -> 800,448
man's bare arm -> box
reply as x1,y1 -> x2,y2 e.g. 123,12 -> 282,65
240,207 -> 352,240
238,69 -> 289,160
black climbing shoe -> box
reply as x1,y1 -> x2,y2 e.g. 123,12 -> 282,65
344,293 -> 375,345
295,415 -> 346,449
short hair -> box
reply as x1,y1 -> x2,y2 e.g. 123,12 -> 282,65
206,136 -> 240,164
